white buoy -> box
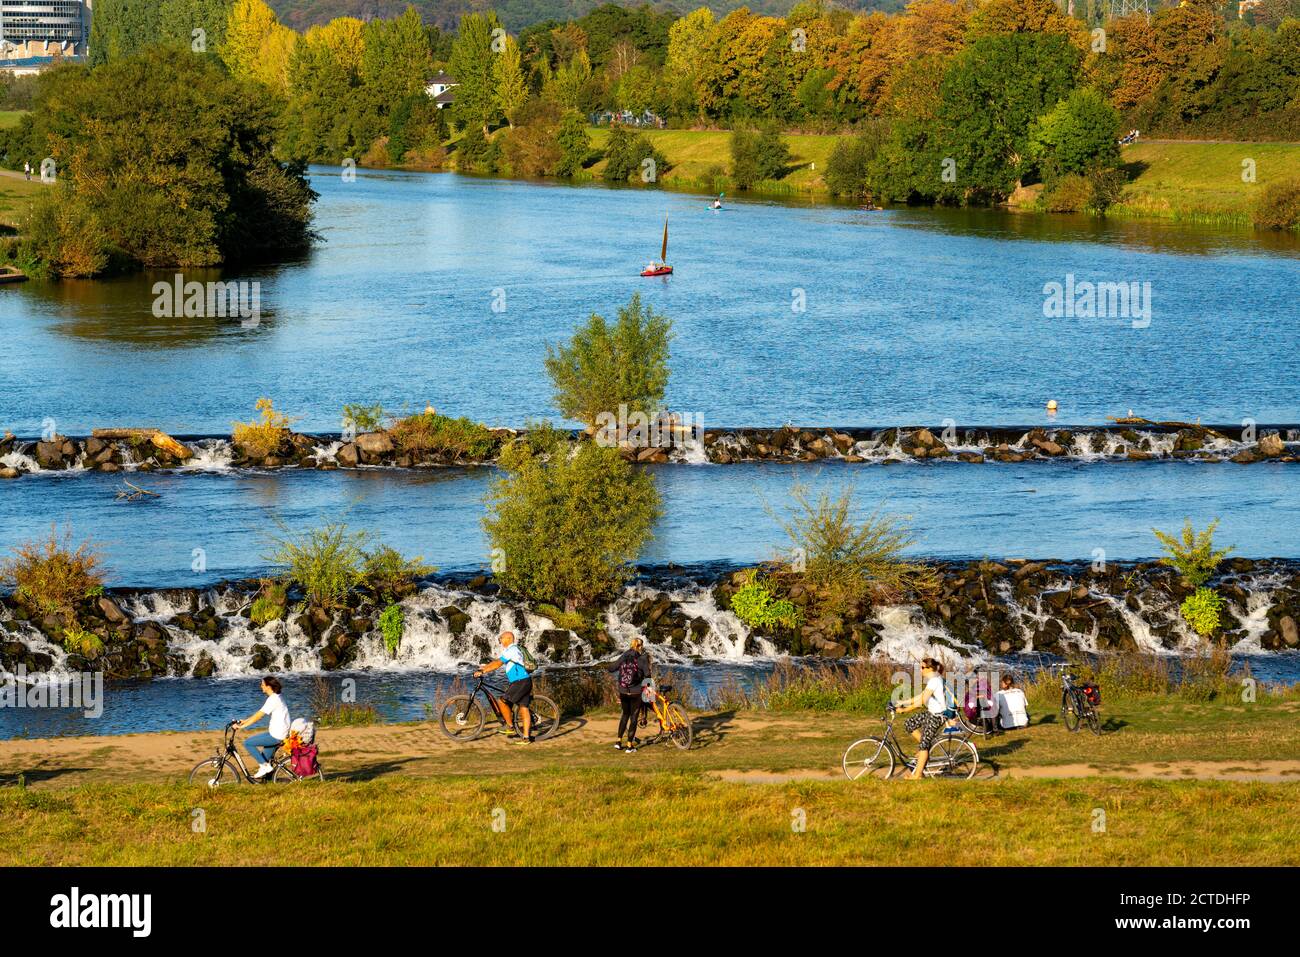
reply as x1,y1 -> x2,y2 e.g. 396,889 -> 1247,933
1046,399 -> 1058,412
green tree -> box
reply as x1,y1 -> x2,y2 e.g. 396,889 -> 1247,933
483,428 -> 661,609
221,0 -> 279,80
12,47 -> 316,276
359,8 -> 434,147
1029,87 -> 1121,181
544,293 -> 672,431
448,12 -> 503,133
932,33 -> 1080,201
602,126 -> 666,183
493,34 -> 529,127
730,123 -> 791,189
555,111 -> 591,177
825,126 -> 886,200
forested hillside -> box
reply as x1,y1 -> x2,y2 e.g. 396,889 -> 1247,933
267,0 -> 905,32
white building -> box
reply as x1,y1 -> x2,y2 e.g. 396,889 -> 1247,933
426,72 -> 457,109
0,0 -> 91,62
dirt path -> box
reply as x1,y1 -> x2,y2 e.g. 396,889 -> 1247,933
4,711 -> 1298,789
710,761 -> 1300,784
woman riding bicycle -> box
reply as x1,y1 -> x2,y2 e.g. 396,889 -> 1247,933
893,657 -> 952,779
609,637 -> 651,753
233,677 -> 291,779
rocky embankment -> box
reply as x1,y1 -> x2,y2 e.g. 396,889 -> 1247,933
2,560 -> 1297,682
2,422 -> 1297,478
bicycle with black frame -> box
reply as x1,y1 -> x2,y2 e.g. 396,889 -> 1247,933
188,721 -> 325,787
1054,663 -> 1101,734
437,672 -> 560,742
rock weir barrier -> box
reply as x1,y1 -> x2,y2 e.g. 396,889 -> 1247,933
2,559 -> 1297,682
2,422 -> 1297,478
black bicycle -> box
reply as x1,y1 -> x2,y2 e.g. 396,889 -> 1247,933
1055,665 -> 1101,734
437,673 -> 560,742
187,721 -> 325,788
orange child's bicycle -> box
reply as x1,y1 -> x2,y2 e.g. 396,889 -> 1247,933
639,679 -> 694,750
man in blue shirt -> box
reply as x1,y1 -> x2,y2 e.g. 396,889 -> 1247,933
474,631 -> 533,743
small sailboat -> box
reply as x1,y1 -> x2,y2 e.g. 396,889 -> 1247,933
640,216 -> 673,277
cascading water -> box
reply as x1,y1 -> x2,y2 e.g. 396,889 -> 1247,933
3,567 -> 1298,683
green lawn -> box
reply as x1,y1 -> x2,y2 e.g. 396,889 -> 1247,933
1115,139 -> 1300,223
587,127 -> 839,197
0,173 -> 45,228
581,129 -> 1300,222
1,771 -> 1296,866
0,110 -> 27,130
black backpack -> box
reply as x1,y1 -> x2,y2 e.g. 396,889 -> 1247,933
617,654 -> 642,692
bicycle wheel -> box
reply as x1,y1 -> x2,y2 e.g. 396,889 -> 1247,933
666,703 -> 693,750
273,757 -> 325,783
958,708 -> 996,737
438,695 -> 486,741
1084,703 -> 1101,735
189,757 -> 242,788
520,694 -> 560,740
842,737 -> 895,781
1062,690 -> 1081,732
929,737 -> 978,780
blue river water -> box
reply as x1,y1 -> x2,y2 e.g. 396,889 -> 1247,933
0,167 -> 1298,435
0,460 -> 1296,586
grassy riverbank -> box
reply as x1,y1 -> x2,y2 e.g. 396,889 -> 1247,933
1112,140 -> 1300,225
587,127 -> 838,198
581,129 -> 1300,225
2,771 -> 1296,866
0,174 -> 45,229
2,689 -> 1297,864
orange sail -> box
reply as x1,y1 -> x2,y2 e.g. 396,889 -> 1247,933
660,215 -> 669,262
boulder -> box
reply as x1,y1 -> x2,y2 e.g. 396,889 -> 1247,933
1259,433 -> 1285,457
355,432 -> 394,456
192,653 -> 216,678
34,440 -> 66,469
1281,615 -> 1299,647
97,597 -> 131,625
336,443 -> 360,468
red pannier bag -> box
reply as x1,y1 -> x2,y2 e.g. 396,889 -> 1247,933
290,744 -> 319,777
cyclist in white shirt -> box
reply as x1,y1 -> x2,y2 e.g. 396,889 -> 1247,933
893,657 -> 952,779
234,677 -> 292,779
994,675 -> 1030,729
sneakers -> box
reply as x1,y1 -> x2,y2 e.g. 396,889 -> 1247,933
497,728 -> 518,737
624,744 -> 638,754
510,735 -> 534,745
614,741 -> 624,751
253,762 -> 273,780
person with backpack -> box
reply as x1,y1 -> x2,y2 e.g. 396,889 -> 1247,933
608,638 -> 650,753
892,657 -> 954,779
233,676 -> 291,779
474,631 -> 534,744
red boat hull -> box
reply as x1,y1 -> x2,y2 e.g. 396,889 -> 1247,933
640,266 -> 673,277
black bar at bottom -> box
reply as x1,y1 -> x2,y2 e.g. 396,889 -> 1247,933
0,866 -> 1277,943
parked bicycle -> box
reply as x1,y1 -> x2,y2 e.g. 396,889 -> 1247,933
188,721 -> 325,787
437,672 -> 560,742
639,679 -> 693,750
1055,664 -> 1101,734
842,703 -> 979,780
